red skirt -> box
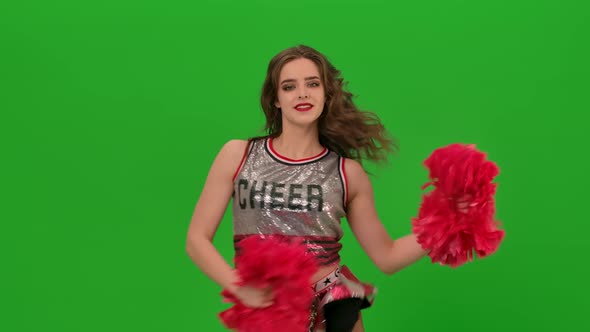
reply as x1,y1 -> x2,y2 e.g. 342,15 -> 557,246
308,265 -> 376,332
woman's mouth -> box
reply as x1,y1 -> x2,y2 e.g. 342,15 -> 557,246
295,103 -> 313,112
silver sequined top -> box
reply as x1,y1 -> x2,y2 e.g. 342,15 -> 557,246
232,137 -> 348,266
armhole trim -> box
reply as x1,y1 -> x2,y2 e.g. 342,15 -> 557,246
232,140 -> 254,182
338,157 -> 349,209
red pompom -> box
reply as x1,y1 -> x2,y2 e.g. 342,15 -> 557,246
411,143 -> 505,267
219,235 -> 318,332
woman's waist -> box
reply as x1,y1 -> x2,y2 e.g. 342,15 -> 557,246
311,262 -> 341,287
234,234 -> 342,265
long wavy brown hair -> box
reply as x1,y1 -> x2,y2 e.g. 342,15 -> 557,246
257,45 -> 398,165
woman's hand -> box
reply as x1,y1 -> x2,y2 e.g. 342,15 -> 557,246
233,285 -> 274,308
456,195 -> 471,213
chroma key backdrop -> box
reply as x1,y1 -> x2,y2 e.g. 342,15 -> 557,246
2,1 -> 588,331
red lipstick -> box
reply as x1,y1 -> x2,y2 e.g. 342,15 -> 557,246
295,103 -> 313,112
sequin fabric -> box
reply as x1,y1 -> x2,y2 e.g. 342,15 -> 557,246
231,137 -> 377,330
232,137 -> 347,266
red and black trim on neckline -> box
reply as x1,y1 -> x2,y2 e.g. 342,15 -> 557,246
265,137 -> 330,166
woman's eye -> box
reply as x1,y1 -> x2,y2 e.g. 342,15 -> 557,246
282,85 -> 294,91
309,82 -> 320,87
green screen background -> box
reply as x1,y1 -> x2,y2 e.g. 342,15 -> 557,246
2,0 -> 589,331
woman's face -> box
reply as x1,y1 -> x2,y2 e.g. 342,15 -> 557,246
274,58 -> 326,129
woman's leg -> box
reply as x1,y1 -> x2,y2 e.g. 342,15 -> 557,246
323,298 -> 364,332
351,314 -> 364,332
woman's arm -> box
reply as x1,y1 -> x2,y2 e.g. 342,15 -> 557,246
185,139 -> 248,294
344,158 -> 428,275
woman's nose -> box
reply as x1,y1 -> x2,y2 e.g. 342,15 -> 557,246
297,88 -> 309,99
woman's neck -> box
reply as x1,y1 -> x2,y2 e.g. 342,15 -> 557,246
272,126 -> 324,160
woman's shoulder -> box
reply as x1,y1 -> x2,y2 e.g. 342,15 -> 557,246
221,139 -> 250,152
341,157 -> 365,178
215,139 -> 254,165
340,157 -> 372,202
221,136 -> 267,152
207,139 -> 253,181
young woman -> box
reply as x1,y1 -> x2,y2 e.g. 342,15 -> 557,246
186,45 -> 430,332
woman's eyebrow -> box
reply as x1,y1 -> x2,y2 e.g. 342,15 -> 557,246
280,76 -> 320,85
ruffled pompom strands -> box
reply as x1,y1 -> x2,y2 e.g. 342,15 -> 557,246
219,235 -> 318,332
411,144 -> 505,267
